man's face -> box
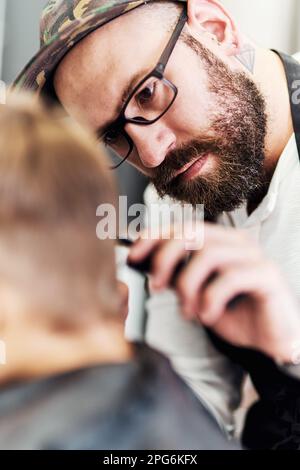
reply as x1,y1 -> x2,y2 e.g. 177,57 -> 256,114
54,6 -> 267,218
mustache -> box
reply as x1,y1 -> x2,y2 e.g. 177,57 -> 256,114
151,137 -> 221,185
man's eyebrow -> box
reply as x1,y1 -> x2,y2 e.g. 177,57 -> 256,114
96,68 -> 149,139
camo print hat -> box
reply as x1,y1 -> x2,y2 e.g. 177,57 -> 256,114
14,0 -> 187,101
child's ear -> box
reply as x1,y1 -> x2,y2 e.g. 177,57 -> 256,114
0,337 -> 6,366
0,306 -> 8,345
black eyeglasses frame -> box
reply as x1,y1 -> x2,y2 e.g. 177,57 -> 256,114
103,5 -> 188,169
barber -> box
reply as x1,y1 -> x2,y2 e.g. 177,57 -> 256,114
128,49 -> 300,449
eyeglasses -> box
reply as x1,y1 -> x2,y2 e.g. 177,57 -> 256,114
100,5 -> 188,170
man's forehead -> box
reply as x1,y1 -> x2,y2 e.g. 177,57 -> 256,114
55,8 -> 168,128
60,5 -> 164,72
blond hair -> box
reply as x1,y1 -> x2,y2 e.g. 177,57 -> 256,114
0,92 -> 119,328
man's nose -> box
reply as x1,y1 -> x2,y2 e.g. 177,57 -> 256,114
125,122 -> 176,168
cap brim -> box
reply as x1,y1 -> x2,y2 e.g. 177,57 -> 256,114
13,1 -> 146,97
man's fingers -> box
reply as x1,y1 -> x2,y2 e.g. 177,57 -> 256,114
175,245 -> 260,316
129,222 -> 258,266
204,222 -> 254,247
198,263 -> 265,326
148,239 -> 187,290
128,236 -> 161,262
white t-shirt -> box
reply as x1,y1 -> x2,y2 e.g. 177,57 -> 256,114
143,90 -> 300,437
143,184 -> 244,436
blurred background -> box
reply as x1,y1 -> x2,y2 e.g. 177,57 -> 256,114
1,0 -> 300,203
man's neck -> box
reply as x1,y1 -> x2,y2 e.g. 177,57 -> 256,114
246,48 -> 294,215
258,48 -> 293,171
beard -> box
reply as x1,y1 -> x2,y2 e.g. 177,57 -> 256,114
151,37 -> 268,219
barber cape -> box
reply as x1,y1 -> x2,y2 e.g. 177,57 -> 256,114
141,53 -> 300,437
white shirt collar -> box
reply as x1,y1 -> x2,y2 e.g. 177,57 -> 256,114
226,133 -> 298,228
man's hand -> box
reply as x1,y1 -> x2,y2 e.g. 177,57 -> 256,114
128,223 -> 300,364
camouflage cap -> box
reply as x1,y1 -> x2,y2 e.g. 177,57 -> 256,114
14,0 -> 187,100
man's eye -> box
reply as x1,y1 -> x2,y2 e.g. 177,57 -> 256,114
136,81 -> 157,106
103,129 -> 119,146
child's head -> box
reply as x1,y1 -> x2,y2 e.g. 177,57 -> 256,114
0,92 -> 121,340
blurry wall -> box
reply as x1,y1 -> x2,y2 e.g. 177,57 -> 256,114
0,0 -> 5,77
1,0 -> 300,203
222,0 -> 300,54
1,0 -> 44,84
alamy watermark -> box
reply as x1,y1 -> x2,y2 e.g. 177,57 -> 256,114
96,197 -> 204,250
292,80 -> 300,105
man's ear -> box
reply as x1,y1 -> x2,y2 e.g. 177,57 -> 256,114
186,0 -> 256,73
186,0 -> 241,56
